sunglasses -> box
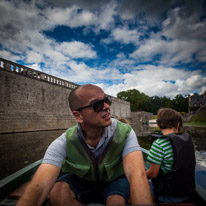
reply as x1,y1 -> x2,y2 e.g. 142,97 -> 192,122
76,96 -> 112,112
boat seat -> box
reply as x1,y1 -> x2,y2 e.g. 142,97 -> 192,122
8,182 -> 30,199
8,181 -> 50,205
159,202 -> 195,206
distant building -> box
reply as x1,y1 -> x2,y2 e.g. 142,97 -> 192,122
188,91 -> 206,111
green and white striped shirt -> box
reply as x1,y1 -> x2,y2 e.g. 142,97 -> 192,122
147,137 -> 173,173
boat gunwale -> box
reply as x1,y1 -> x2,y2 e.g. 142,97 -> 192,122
0,159 -> 42,200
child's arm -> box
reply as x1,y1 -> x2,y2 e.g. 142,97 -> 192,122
146,163 -> 160,179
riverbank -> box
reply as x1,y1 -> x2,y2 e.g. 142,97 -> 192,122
150,114 -> 206,128
183,122 -> 206,127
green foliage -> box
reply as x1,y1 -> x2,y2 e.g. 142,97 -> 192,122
191,109 -> 206,122
183,122 -> 206,127
150,115 -> 157,120
149,95 -> 172,114
117,89 -> 189,114
172,94 -> 188,112
189,106 -> 199,112
117,89 -> 151,112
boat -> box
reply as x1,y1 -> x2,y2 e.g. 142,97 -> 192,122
0,148 -> 206,206
0,159 -> 46,206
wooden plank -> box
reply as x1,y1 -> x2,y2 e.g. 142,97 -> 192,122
8,182 -> 30,200
159,203 -> 195,206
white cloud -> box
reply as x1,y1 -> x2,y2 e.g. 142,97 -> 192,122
96,1 -> 117,31
160,5 -> 206,63
0,50 -> 20,62
129,1 -> 206,64
44,49 -> 68,64
45,6 -> 97,29
67,61 -> 92,81
119,0 -> 175,21
185,75 -> 206,90
162,7 -> 206,41
0,1 -> 98,75
0,0 -> 205,100
65,61 -> 123,83
45,1 -> 117,32
26,63 -> 42,72
111,27 -> 141,44
60,41 -> 97,58
130,35 -> 205,65
200,86 -> 206,94
94,67 -> 123,80
26,51 -> 44,64
95,82 -> 126,97
103,65 -> 206,98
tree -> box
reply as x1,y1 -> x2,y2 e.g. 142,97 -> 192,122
149,96 -> 162,114
117,89 -> 189,114
172,94 -> 188,112
117,89 -> 151,111
150,96 -> 172,114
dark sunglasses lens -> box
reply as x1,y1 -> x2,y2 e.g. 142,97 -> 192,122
93,97 -> 112,112
93,100 -> 104,112
105,96 -> 112,106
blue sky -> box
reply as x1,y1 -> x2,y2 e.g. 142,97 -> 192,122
0,0 -> 206,98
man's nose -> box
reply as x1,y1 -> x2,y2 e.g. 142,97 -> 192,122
103,101 -> 110,110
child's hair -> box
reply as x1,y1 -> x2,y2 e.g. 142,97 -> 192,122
157,108 -> 182,129
117,118 -> 130,125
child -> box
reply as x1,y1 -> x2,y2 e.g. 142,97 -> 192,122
146,108 -> 196,203
117,118 -> 130,125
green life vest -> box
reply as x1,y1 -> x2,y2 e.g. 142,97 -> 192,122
61,120 -> 131,182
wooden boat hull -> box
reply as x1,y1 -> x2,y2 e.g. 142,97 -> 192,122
0,148 -> 206,205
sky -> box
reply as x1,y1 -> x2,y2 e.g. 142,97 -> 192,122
0,0 -> 206,98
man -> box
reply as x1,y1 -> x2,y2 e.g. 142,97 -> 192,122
17,84 -> 152,206
146,108 -> 196,203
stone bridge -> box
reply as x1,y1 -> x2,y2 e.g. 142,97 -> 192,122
0,57 -> 140,133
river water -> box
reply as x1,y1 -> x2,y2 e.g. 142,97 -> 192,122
0,125 -> 206,180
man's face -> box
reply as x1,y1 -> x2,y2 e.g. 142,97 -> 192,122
75,86 -> 112,129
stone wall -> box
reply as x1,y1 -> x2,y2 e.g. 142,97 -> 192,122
110,97 -> 131,118
0,69 -> 77,133
130,111 -> 153,124
130,112 -> 154,136
0,58 -> 131,133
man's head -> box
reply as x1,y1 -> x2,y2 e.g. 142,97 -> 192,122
157,108 -> 182,130
68,84 -> 91,112
69,84 -> 112,128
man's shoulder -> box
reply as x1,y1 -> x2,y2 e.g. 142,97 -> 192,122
107,117 -> 117,129
102,118 -> 117,138
66,124 -> 78,133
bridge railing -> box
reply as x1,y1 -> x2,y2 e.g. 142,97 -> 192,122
0,57 -> 79,89
0,57 -> 130,106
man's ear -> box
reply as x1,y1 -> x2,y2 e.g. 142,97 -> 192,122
72,111 -> 83,123
176,122 -> 180,131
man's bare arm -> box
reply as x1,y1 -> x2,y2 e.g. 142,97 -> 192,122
146,163 -> 160,179
16,164 -> 60,206
123,150 -> 153,205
